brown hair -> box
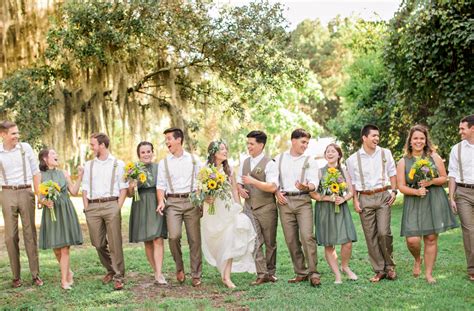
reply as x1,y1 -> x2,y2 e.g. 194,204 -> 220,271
291,128 -> 311,140
90,132 -> 110,148
0,120 -> 17,133
38,148 -> 52,172
163,127 -> 184,145
207,141 -> 231,178
404,125 -> 435,157
461,114 -> 474,128
324,143 -> 344,169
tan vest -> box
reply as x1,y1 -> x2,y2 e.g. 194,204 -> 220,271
242,156 -> 276,209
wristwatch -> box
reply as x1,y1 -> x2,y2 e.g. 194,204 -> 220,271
391,189 -> 398,195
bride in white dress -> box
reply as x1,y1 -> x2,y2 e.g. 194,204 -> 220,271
201,140 -> 257,288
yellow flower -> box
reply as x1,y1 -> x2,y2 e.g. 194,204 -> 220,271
417,159 -> 429,166
339,182 -> 347,190
330,183 -> 340,193
139,173 -> 147,183
39,184 -> 48,195
125,162 -> 134,171
409,168 -> 416,180
328,167 -> 338,174
54,183 -> 61,191
216,173 -> 225,183
208,180 -> 217,190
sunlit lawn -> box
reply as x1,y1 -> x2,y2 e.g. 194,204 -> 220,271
0,197 -> 472,310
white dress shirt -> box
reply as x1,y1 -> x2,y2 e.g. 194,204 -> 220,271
237,152 -> 279,186
0,142 -> 39,186
156,151 -> 202,194
275,151 -> 319,192
448,140 -> 474,184
82,154 -> 128,199
346,146 -> 396,191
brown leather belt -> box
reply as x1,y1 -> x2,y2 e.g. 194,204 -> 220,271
285,191 -> 310,196
88,197 -> 118,203
457,183 -> 474,189
167,193 -> 191,198
2,184 -> 31,190
358,186 -> 390,195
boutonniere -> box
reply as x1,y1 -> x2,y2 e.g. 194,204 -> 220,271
255,167 -> 263,174
303,162 -> 310,170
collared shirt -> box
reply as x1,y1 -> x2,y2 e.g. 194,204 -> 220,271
237,152 -> 279,186
448,140 -> 474,184
346,146 -> 396,191
275,151 -> 319,192
156,151 -> 202,194
0,142 -> 39,186
82,154 -> 128,199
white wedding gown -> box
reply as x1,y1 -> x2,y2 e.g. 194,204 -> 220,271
201,196 -> 257,275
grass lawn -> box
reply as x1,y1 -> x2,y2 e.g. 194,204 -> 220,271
0,197 -> 472,310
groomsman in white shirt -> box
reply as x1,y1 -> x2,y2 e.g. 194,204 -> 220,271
448,114 -> 474,281
275,128 -> 321,287
346,124 -> 398,282
238,130 -> 279,285
0,120 -> 43,288
156,128 -> 203,287
82,133 -> 128,290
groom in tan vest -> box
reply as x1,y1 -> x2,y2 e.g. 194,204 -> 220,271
238,130 -> 279,285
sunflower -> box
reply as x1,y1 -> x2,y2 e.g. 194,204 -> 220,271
139,173 -> 147,183
207,180 -> 217,190
216,173 -> 225,183
328,167 -> 338,174
408,168 -> 416,180
125,162 -> 134,171
39,184 -> 49,196
417,159 -> 430,166
330,183 -> 339,193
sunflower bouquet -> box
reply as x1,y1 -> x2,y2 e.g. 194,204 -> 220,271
190,164 -> 232,215
38,180 -> 61,222
319,167 -> 348,213
408,157 -> 438,187
123,161 -> 148,201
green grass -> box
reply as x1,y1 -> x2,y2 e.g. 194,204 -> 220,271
1,198 -> 472,310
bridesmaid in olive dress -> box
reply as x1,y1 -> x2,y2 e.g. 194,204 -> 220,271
310,143 -> 358,284
397,125 -> 458,283
128,141 -> 167,285
38,149 -> 84,290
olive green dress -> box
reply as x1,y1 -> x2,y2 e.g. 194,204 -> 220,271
39,169 -> 83,249
315,166 -> 357,246
400,156 -> 458,237
129,163 -> 167,242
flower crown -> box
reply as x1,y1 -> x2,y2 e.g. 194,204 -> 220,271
209,139 -> 227,155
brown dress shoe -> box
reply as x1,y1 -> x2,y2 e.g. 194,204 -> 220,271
12,279 -> 22,288
251,276 -> 269,286
114,279 -> 124,290
309,276 -> 321,287
32,276 -> 44,286
192,278 -> 202,287
386,270 -> 397,280
268,275 -> 278,282
369,272 -> 386,283
176,270 -> 186,283
102,272 -> 115,284
288,275 -> 308,283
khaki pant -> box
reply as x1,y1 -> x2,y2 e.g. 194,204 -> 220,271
359,191 -> 395,273
456,186 -> 474,274
244,201 -> 278,278
166,197 -> 202,278
1,188 -> 39,280
278,195 -> 319,278
85,200 -> 125,281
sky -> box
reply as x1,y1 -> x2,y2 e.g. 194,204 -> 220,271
220,0 -> 402,28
